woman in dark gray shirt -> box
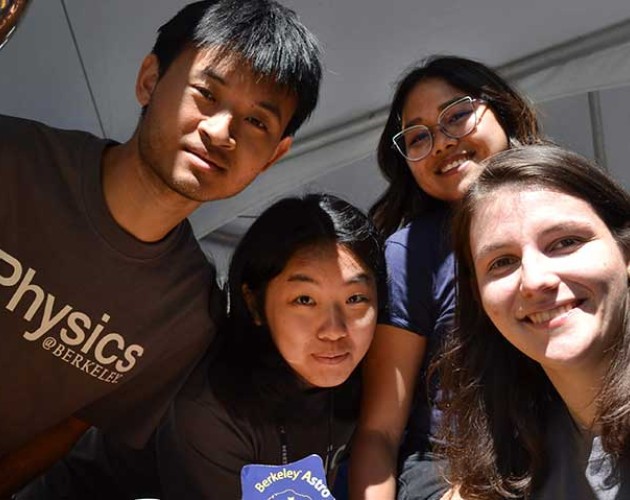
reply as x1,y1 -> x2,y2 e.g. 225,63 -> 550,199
437,144 -> 630,499
157,194 -> 384,499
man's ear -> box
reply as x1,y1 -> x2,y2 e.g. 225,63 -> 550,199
261,136 -> 293,173
241,284 -> 263,326
136,54 -> 160,107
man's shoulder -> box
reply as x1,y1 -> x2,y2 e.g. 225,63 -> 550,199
1,114 -> 63,133
0,115 -> 110,185
0,114 -> 103,148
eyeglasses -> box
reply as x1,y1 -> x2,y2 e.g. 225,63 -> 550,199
392,96 -> 485,162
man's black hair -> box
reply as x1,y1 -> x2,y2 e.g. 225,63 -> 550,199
152,0 -> 322,137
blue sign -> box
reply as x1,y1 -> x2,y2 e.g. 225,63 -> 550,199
241,454 -> 335,500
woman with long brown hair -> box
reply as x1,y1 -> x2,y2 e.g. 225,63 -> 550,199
440,144 -> 630,498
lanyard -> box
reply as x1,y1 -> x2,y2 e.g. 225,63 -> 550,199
279,390 -> 335,475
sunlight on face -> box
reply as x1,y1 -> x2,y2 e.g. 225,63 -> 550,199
470,187 -> 630,379
263,243 -> 377,388
136,46 -> 295,204
401,77 -> 508,202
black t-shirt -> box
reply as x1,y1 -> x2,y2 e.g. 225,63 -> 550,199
156,358 -> 357,499
535,402 -> 630,499
0,115 -> 217,452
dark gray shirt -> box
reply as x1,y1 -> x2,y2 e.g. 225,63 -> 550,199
156,359 -> 356,499
0,115 -> 217,452
536,403 -> 630,499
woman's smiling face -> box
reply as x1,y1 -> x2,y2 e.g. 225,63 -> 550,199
400,77 -> 508,202
470,187 -> 630,377
262,243 -> 377,388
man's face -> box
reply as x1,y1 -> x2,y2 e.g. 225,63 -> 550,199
134,46 -> 296,204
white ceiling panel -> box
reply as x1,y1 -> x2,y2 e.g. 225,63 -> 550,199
538,93 -> 594,159
280,0 -> 630,137
62,0 -> 191,141
600,86 -> 630,189
0,0 -> 100,134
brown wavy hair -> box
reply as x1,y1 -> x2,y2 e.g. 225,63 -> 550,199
435,144 -> 630,498
369,55 -> 543,237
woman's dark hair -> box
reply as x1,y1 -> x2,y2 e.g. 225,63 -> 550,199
436,144 -> 630,498
151,0 -> 322,137
211,193 -> 384,423
369,55 -> 544,236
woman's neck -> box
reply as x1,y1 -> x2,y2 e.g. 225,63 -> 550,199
543,360 -> 608,432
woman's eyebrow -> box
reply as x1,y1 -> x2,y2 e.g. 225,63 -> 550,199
347,273 -> 373,285
474,241 -> 509,262
403,96 -> 466,128
286,272 -> 373,285
474,220 -> 595,260
438,95 -> 464,111
287,273 -> 318,284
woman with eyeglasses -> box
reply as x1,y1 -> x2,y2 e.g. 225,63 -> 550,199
349,56 -> 544,500
438,144 -> 630,498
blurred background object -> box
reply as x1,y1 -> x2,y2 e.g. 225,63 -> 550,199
0,0 -> 31,50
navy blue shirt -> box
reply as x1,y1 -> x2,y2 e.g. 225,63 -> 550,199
378,207 -> 455,458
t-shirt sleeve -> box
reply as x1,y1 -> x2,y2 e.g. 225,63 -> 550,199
156,380 -> 256,500
378,237 -> 435,336
378,213 -> 455,341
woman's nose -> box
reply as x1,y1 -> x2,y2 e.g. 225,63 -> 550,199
519,252 -> 561,296
430,127 -> 457,157
317,304 -> 349,341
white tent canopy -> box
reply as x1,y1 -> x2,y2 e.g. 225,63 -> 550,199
191,20 -> 630,240
2,0 -> 630,271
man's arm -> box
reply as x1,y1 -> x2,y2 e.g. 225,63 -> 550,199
0,416 -> 90,497
349,324 -> 427,500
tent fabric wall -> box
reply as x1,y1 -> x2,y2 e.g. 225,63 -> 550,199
191,39 -> 630,238
189,115 -> 385,238
516,40 -> 630,102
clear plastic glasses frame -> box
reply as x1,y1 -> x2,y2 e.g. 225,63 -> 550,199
392,96 -> 485,162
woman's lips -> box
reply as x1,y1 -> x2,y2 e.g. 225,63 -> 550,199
437,152 -> 474,175
312,352 -> 350,365
522,299 -> 584,327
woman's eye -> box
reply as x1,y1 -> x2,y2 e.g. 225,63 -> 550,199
550,237 -> 584,251
407,130 -> 429,147
445,109 -> 472,125
347,294 -> 369,305
294,295 -> 315,306
488,256 -> 518,272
